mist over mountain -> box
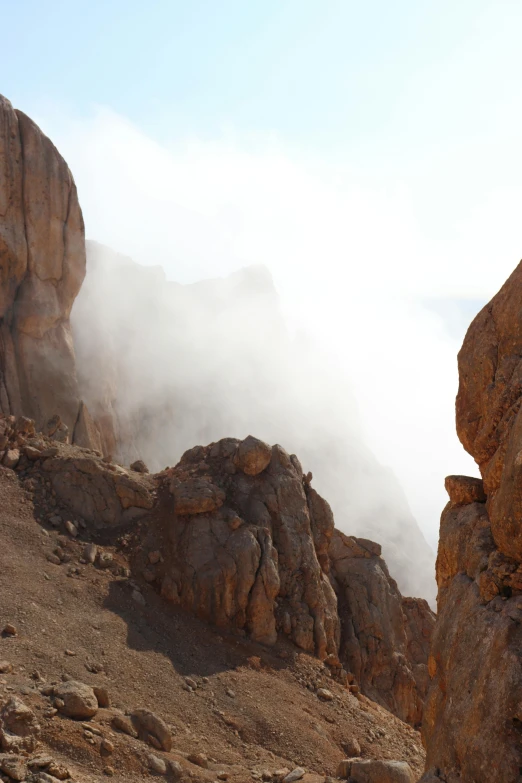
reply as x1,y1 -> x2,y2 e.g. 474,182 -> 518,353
72,240 -> 436,604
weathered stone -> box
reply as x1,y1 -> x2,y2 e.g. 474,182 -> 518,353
0,755 -> 27,781
329,529 -> 434,726
186,752 -> 208,768
147,754 -> 167,774
341,737 -> 361,757
422,262 -> 522,783
0,696 -> 40,752
131,709 -> 171,752
53,681 -> 98,719
233,435 -> 272,476
111,713 -> 137,738
160,438 -> 340,657
0,97 -> 99,448
130,459 -> 149,473
2,450 -> 19,469
93,686 -> 110,708
282,769 -> 305,782
350,760 -> 414,782
170,476 -> 226,515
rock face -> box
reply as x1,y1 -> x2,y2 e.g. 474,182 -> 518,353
158,436 -> 340,656
329,530 -> 434,726
141,434 -> 433,724
422,262 -> 522,783
0,414 -> 154,528
0,95 -> 96,446
456,258 -> 522,561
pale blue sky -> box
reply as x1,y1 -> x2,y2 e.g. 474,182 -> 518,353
3,0 -> 518,154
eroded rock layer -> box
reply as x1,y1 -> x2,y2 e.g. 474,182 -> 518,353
158,435 -> 340,657
0,95 -> 93,444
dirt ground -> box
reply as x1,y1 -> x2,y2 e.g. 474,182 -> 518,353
0,464 -> 425,782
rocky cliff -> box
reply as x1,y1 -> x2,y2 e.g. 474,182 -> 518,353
421,263 -> 522,782
0,95 -> 97,448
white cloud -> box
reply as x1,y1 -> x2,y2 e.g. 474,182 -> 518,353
35,103 -> 521,552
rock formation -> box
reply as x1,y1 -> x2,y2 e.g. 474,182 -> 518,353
422,262 -> 522,782
330,530 -> 434,726
0,95 -> 98,448
71,240 -> 436,605
155,435 -> 340,657
128,432 -> 433,721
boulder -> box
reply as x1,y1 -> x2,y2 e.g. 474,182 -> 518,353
39,445 -> 154,528
349,760 -> 414,783
0,697 -> 40,752
130,709 -> 172,752
159,436 -> 340,658
233,435 -> 272,476
422,499 -> 522,782
54,681 -> 98,719
444,475 -> 486,506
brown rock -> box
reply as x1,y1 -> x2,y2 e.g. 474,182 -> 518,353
0,97 -> 103,450
422,500 -> 522,782
329,529 -> 434,726
456,259 -> 522,559
0,696 -> 40,752
341,737 -> 361,757
444,475 -> 486,505
111,714 -> 137,738
130,459 -> 149,473
93,686 -> 110,708
187,752 -> 208,769
169,476 -> 226,515
47,763 -> 71,780
232,435 -> 272,476
349,760 -> 414,782
423,264 -> 522,783
53,681 -> 98,719
0,755 -> 27,781
161,438 -> 339,657
2,450 -> 19,469
130,708 -> 172,751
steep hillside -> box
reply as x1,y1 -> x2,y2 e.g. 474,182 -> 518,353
0,418 -> 427,783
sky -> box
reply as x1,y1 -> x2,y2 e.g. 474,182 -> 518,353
3,0 -> 522,547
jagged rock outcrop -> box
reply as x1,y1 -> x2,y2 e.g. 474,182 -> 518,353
0,413 -> 154,527
329,530 -> 434,726
157,435 -> 340,656
422,262 -> 522,783
1,413 -> 433,725
134,433 -> 432,723
0,95 -> 98,448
